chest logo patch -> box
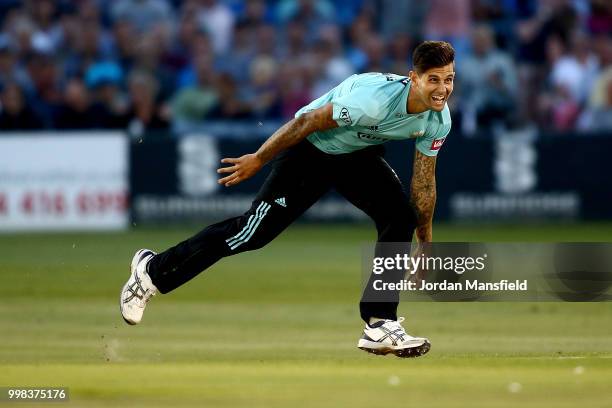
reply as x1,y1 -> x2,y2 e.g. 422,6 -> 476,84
339,107 -> 352,125
431,137 -> 446,150
411,130 -> 425,137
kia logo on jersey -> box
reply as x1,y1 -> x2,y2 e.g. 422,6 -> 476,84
431,137 -> 446,150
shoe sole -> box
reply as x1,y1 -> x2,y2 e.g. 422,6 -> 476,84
358,340 -> 431,358
119,249 -> 152,325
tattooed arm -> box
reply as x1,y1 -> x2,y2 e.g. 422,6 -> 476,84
217,104 -> 337,187
410,149 -> 437,242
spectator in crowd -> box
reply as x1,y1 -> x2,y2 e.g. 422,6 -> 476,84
63,16 -> 114,78
516,0 -> 578,65
277,0 -> 335,43
162,12 -> 198,73
23,49 -> 61,128
329,0 -> 363,27
459,24 -> 518,133
345,10 -> 374,71
277,62 -> 311,119
254,24 -> 278,58
27,0 -> 62,54
387,33 -> 413,75
111,18 -> 137,74
216,21 -> 256,79
0,0 -> 607,135
424,0 -> 472,59
309,25 -> 354,98
0,34 -> 29,90
0,81 -> 43,129
54,77 -> 97,129
237,0 -> 269,32
587,35 -> 612,109
125,69 -> 169,136
131,32 -> 175,101
361,34 -> 388,73
549,82 -> 582,131
111,0 -> 174,34
578,36 -> 612,132
550,30 -> 599,105
577,70 -> 612,132
278,19 -> 307,60
77,0 -> 103,27
86,61 -> 129,129
4,11 -> 38,64
171,54 -> 218,124
585,0 -> 611,35
379,0 -> 427,39
196,0 -> 235,55
52,3 -> 80,58
208,72 -> 252,119
245,55 -> 281,119
176,30 -> 213,88
536,29 -> 601,131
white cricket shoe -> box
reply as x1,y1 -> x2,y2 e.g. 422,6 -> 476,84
357,317 -> 431,358
120,249 -> 158,325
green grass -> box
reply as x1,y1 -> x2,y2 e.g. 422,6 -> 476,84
0,223 -> 611,407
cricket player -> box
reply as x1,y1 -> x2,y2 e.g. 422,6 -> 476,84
121,41 -> 455,358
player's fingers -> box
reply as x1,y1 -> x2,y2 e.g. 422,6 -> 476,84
221,157 -> 239,164
218,173 -> 239,184
225,175 -> 241,187
217,165 -> 238,174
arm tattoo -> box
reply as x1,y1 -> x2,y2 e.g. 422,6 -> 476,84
410,150 -> 437,241
255,105 -> 337,164
255,117 -> 306,163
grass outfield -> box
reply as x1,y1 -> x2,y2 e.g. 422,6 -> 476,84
0,223 -> 611,407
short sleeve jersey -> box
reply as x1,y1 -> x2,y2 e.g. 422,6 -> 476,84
294,73 -> 452,156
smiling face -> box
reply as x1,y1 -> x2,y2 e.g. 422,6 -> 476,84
409,63 -> 455,112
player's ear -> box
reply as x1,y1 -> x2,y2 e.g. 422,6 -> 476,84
408,70 -> 419,87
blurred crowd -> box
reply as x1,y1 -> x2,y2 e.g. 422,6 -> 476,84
0,0 -> 610,136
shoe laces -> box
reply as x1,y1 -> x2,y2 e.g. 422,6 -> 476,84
383,317 -> 406,333
137,288 -> 156,307
125,270 -> 156,307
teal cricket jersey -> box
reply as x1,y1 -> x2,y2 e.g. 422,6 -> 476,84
294,72 -> 452,156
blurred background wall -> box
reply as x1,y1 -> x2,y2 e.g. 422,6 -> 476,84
0,0 -> 610,230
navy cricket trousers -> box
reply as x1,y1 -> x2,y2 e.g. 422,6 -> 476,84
147,140 -> 417,322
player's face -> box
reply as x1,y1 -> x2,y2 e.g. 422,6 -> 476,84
413,63 -> 455,112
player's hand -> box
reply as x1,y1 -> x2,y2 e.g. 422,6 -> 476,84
409,241 -> 430,287
217,154 -> 263,187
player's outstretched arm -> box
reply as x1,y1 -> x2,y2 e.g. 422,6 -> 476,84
217,104 -> 337,187
410,150 -> 437,242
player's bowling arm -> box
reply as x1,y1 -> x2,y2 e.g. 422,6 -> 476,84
254,103 -> 337,164
217,104 -> 337,187
410,150 -> 437,242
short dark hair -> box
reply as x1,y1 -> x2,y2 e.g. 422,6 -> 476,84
412,41 -> 455,74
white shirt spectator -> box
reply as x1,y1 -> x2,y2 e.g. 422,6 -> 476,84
551,54 -> 599,104
197,1 -> 235,55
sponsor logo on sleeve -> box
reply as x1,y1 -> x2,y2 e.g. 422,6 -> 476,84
431,137 -> 446,150
339,107 -> 352,125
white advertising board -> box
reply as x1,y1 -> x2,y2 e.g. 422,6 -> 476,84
0,133 -> 128,231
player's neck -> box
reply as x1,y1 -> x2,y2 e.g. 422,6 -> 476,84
406,91 -> 429,114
